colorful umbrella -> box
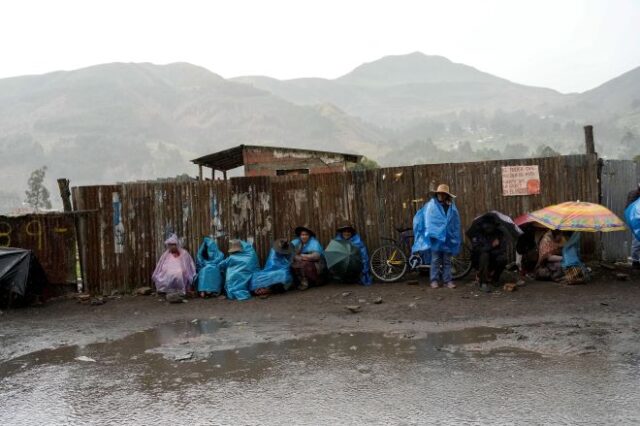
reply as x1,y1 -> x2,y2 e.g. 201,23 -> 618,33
528,201 -> 625,232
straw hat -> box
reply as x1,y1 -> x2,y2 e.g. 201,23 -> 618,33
434,183 -> 456,198
336,223 -> 356,234
294,225 -> 316,238
228,239 -> 243,254
273,238 -> 293,255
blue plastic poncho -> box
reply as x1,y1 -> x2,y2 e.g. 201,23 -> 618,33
335,233 -> 372,285
195,237 -> 224,294
411,197 -> 462,255
250,249 -> 293,291
291,237 -> 324,255
625,198 -> 640,241
561,232 -> 583,269
219,241 -> 259,301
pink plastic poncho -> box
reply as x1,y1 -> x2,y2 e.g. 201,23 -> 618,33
151,234 -> 196,294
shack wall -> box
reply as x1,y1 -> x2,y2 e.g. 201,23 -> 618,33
0,213 -> 77,288
243,146 -> 347,176
72,154 -> 599,294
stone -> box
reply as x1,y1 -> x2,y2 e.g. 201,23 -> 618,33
74,356 -> 96,362
408,302 -> 417,308
503,283 -> 517,292
373,296 -> 383,304
136,286 -> 153,296
90,297 -> 106,306
76,293 -> 91,302
345,305 -> 362,313
341,291 -> 352,297
406,280 -> 419,285
166,293 -> 184,303
615,273 -> 630,281
358,298 -> 367,303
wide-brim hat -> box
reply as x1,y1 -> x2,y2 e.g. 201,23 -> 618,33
336,223 -> 356,234
228,239 -> 243,254
294,225 -> 316,238
433,183 -> 456,198
273,238 -> 293,255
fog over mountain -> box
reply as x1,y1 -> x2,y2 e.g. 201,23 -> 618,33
1,52 -> 639,212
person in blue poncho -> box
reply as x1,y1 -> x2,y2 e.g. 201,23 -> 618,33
291,226 -> 326,290
626,183 -> 640,269
219,239 -> 259,301
334,224 -> 372,285
561,232 -> 589,284
413,184 -> 462,289
251,238 -> 294,296
195,236 -> 225,298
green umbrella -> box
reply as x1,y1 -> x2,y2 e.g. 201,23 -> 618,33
325,239 -> 362,281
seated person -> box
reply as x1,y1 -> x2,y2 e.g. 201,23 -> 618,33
250,238 -> 294,296
515,224 -> 539,279
195,236 -> 225,298
291,226 -> 326,290
333,224 -> 373,285
535,230 -> 565,281
561,232 -> 589,284
219,239 -> 260,301
471,219 -> 507,292
152,234 -> 196,296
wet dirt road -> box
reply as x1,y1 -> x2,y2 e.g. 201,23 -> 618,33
2,276 -> 640,424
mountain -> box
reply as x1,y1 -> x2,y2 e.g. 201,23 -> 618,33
234,52 -> 567,126
0,62 -> 387,212
1,53 -> 639,214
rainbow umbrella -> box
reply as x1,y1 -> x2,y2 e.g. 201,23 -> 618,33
528,201 -> 625,232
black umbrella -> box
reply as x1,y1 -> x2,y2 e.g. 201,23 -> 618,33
466,211 -> 523,241
324,239 -> 362,281
0,247 -> 47,302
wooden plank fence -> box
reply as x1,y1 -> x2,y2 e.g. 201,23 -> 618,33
72,154 -> 599,294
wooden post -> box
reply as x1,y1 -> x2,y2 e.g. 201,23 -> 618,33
223,170 -> 227,180
584,125 -> 595,155
198,165 -> 203,180
57,178 -> 72,212
211,168 -> 215,180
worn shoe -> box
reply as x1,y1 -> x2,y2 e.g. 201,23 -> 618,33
480,283 -> 491,293
298,279 -> 309,291
445,282 -> 456,289
430,281 -> 439,289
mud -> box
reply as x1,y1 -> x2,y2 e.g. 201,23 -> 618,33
1,275 -> 640,424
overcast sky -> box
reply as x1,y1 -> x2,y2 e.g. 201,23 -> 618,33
2,0 -> 638,93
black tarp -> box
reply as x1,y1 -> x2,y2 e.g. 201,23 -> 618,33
0,247 -> 47,306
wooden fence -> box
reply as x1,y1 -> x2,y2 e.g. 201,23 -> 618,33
72,154 -> 599,294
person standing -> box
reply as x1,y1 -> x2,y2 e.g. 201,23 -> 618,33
417,184 -> 462,289
627,183 -> 640,268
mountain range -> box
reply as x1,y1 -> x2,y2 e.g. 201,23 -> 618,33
1,52 -> 639,212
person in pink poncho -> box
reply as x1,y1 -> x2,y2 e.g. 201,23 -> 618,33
152,234 -> 196,295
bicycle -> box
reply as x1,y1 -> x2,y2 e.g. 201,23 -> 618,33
369,227 -> 473,282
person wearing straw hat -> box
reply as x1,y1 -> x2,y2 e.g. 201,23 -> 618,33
416,184 -> 462,289
291,225 -> 326,290
219,239 -> 260,300
251,238 -> 294,296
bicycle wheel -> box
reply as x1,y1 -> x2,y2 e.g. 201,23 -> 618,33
451,244 -> 473,279
370,245 -> 408,282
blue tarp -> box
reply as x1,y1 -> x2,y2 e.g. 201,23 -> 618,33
561,232 -> 583,269
219,241 -> 259,301
625,198 -> 640,241
335,233 -> 372,285
291,237 -> 324,254
411,197 -> 462,255
195,237 -> 224,294
250,248 -> 293,291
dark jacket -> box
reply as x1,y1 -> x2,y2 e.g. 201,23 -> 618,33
627,187 -> 640,208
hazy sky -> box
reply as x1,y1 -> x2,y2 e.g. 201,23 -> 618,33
2,0 -> 639,93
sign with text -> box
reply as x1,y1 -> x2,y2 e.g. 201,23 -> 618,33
501,165 -> 541,196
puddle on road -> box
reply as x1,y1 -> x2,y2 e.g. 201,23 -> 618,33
2,322 -> 639,424
0,321 -> 508,382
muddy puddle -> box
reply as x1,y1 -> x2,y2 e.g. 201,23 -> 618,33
1,320 -> 639,424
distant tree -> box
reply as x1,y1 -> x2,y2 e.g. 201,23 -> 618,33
634,154 -> 640,163
25,166 -> 52,211
535,145 -> 561,158
350,156 -> 380,171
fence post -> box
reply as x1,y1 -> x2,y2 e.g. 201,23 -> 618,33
57,178 -> 72,212
584,125 -> 596,155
